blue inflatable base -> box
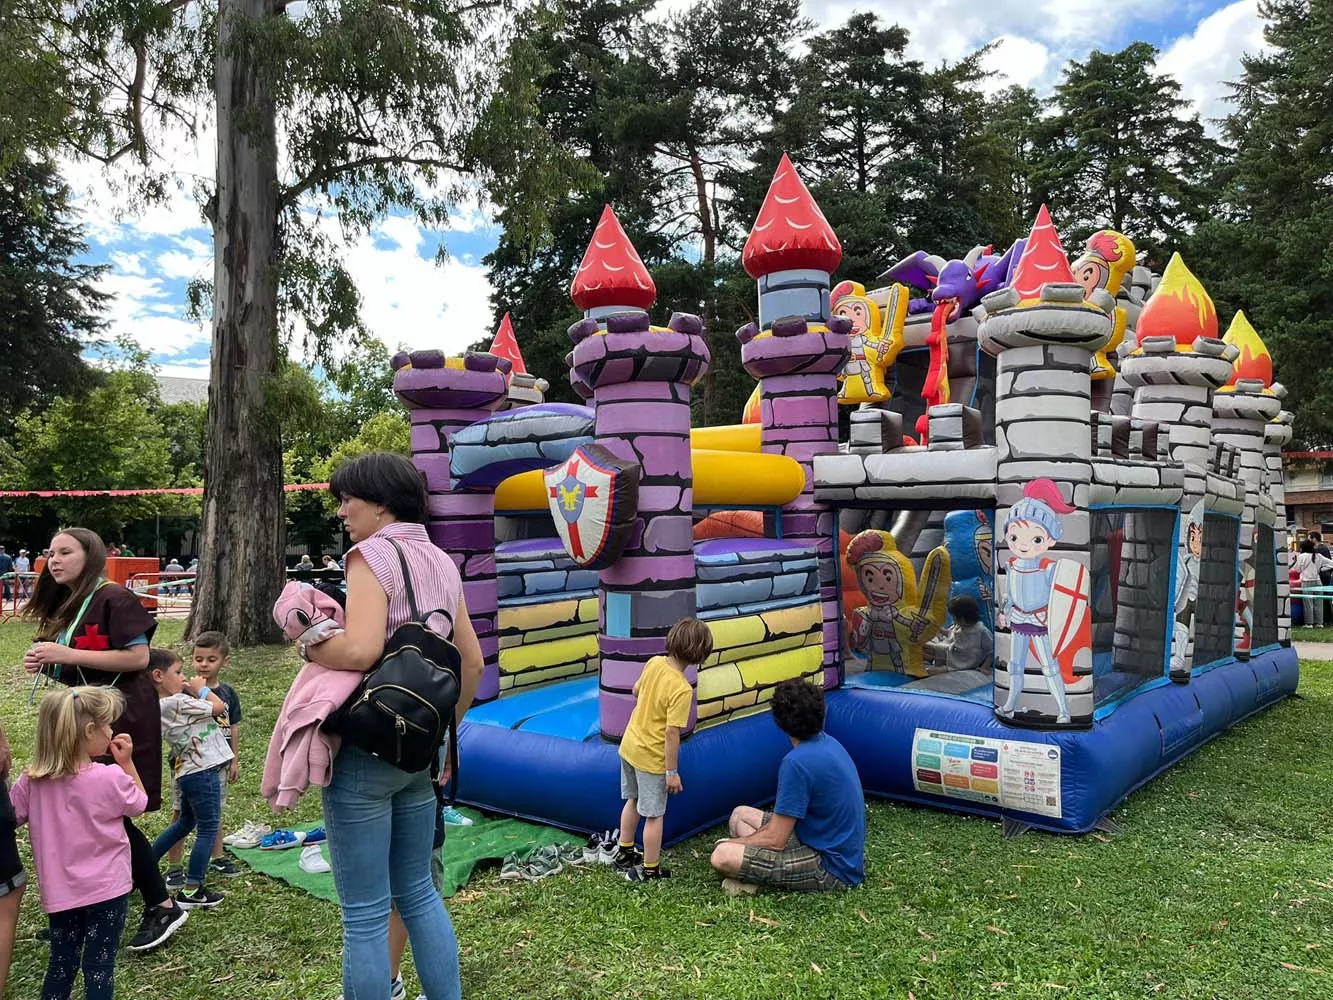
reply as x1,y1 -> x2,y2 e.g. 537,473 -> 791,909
454,646 -> 1298,843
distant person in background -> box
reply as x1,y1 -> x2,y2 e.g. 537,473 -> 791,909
164,558 -> 185,597
1295,538 -> 1333,628
107,544 -> 121,558
1313,532 -> 1333,622
120,544 -> 135,558
0,547 -> 11,602
14,551 -> 31,599
296,555 -> 315,572
321,555 -> 338,571
187,558 -> 199,596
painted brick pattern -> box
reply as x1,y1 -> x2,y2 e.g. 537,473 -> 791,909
394,350 -> 508,702
738,315 -> 850,691
568,310 -> 710,740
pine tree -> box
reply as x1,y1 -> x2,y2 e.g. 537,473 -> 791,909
1184,0 -> 1333,445
1036,42 -> 1223,266
0,158 -> 104,432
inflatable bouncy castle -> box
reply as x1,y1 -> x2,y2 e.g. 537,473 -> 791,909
398,157 -> 1297,840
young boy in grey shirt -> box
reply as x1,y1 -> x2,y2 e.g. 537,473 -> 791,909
148,649 -> 233,909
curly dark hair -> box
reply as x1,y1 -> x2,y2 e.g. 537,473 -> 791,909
770,678 -> 825,741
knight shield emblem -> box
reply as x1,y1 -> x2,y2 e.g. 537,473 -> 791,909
544,444 -> 641,570
1047,559 -> 1091,683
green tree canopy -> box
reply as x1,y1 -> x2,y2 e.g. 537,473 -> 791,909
1036,42 -> 1223,266
0,158 -> 105,433
1184,0 -> 1333,445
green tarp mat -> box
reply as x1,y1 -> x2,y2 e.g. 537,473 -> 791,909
229,811 -> 579,900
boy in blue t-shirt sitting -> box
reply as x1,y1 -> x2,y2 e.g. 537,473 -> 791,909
709,678 -> 865,893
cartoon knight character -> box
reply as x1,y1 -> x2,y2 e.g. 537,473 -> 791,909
998,479 -> 1088,724
944,509 -> 994,633
831,280 -> 904,405
1170,501 -> 1204,674
846,530 -> 950,677
1071,230 -> 1136,379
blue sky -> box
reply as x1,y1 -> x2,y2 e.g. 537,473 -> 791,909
68,0 -> 1266,382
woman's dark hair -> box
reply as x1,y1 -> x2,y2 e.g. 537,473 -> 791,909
25,528 -> 108,639
949,594 -> 981,625
770,678 -> 825,741
329,452 -> 428,524
1300,538 -> 1315,554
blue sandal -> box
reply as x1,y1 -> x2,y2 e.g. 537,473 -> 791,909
260,829 -> 306,850
304,827 -> 326,845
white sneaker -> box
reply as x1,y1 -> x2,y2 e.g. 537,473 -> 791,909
224,821 -> 272,848
299,844 -> 331,874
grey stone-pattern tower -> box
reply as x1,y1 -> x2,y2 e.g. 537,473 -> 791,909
976,206 -> 1115,727
1265,400 -> 1294,645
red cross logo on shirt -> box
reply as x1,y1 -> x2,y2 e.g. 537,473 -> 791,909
72,625 -> 111,650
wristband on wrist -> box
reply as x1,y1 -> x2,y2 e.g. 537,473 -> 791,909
665,768 -> 679,777
198,685 -> 212,700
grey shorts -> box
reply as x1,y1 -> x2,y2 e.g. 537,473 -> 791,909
620,758 -> 668,818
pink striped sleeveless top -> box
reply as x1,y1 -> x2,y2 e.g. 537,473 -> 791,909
347,521 -> 462,641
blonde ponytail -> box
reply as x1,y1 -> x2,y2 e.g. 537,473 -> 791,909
27,686 -> 125,780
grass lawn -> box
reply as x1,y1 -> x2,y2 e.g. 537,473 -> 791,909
2,619 -> 1331,999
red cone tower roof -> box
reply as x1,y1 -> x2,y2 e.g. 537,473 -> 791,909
570,205 -> 656,312
488,312 -> 526,375
743,154 -> 842,280
1010,204 -> 1075,300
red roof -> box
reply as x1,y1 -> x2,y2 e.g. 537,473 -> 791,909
570,205 -> 656,311
743,154 -> 842,280
488,312 -> 527,375
1010,204 -> 1075,299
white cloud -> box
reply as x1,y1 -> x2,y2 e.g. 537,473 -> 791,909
1159,1 -> 1267,125
323,213 -> 495,356
155,361 -> 214,380
980,35 -> 1053,92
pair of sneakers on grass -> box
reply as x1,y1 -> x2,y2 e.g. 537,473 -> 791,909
583,828 -> 667,883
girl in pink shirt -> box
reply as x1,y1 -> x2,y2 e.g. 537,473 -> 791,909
10,686 -> 148,1000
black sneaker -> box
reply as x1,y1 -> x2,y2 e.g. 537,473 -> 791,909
208,857 -> 243,878
624,862 -> 670,882
164,867 -> 186,891
176,886 -> 224,909
127,904 -> 189,952
610,845 -> 642,871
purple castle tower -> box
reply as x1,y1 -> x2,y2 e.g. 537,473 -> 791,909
567,213 -> 709,739
393,351 -> 509,702
739,155 -> 850,687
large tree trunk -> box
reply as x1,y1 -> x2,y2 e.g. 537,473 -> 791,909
188,0 -> 284,644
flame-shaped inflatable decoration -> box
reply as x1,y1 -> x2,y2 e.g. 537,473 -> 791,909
1222,309 -> 1273,387
742,384 -> 762,424
570,205 -> 656,312
1135,252 -> 1218,349
1010,205 -> 1075,300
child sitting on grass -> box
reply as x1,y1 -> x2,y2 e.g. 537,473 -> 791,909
164,631 -> 243,886
615,617 -> 713,883
148,648 -> 233,909
11,686 -> 147,1000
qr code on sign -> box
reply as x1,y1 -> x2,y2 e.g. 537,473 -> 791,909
1045,796 -> 1057,807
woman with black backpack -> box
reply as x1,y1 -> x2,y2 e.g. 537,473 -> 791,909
306,453 -> 483,1000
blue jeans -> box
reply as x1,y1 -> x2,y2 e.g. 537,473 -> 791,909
152,765 -> 222,887
323,745 -> 461,1000
43,893 -> 128,1000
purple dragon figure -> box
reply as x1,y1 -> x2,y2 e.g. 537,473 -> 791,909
878,240 -> 1027,320
875,239 -> 1025,445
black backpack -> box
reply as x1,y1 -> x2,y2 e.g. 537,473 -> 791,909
324,540 -> 461,797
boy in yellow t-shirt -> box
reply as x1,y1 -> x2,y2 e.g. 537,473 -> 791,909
615,618 -> 714,882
